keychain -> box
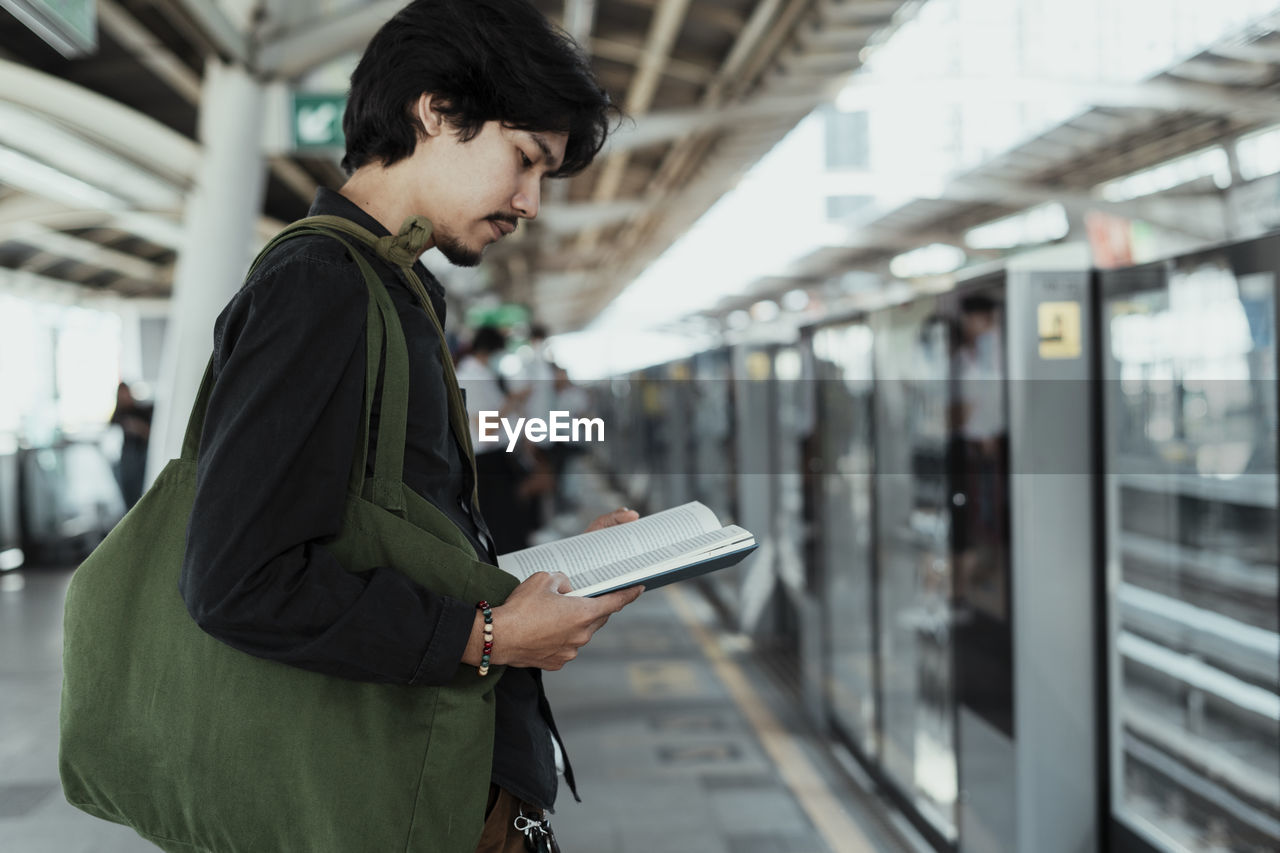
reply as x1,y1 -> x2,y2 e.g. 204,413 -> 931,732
514,812 -> 561,853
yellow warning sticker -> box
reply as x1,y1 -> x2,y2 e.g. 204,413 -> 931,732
1038,301 -> 1082,359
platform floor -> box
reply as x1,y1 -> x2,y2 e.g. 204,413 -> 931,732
0,474 -> 910,853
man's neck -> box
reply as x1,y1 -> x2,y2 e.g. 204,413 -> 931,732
338,166 -> 436,259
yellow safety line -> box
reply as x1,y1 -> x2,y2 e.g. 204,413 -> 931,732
665,585 -> 878,853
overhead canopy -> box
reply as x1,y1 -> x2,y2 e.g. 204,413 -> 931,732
0,0 -> 914,326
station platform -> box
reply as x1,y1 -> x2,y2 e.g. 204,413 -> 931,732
545,583 -> 910,853
0,470 -> 913,853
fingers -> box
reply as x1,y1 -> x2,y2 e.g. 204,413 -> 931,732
594,584 -> 644,614
524,571 -> 573,595
585,507 -> 640,532
550,572 -> 573,594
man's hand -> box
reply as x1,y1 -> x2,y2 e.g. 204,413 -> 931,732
463,572 -> 643,671
584,507 -> 639,532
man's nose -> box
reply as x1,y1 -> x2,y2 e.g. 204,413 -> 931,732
514,179 -> 541,219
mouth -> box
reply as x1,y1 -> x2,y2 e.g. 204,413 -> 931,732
488,219 -> 516,240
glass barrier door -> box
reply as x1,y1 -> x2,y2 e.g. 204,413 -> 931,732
946,285 -> 1014,738
1101,241 -> 1279,852
691,348 -> 736,523
872,296 -> 959,843
809,320 -> 879,758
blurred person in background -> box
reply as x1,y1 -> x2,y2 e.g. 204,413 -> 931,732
547,366 -> 591,515
456,326 -> 536,554
512,324 -> 556,534
109,381 -> 151,509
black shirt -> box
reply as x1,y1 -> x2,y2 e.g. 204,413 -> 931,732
180,188 -> 562,808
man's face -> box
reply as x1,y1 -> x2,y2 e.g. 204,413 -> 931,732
404,98 -> 568,267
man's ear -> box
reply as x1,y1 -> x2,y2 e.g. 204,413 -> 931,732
415,93 -> 445,138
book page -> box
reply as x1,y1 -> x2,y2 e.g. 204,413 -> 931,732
497,502 -> 721,580
568,526 -> 753,594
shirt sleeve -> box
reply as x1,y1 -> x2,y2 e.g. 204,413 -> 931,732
179,240 -> 476,687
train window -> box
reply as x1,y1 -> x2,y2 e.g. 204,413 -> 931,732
1102,248 -> 1279,852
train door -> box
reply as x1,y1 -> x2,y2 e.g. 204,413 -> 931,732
662,360 -> 694,509
630,367 -> 663,507
871,292 -> 961,846
946,281 -> 1016,853
1100,238 -> 1279,853
723,343 -> 779,635
769,343 -> 824,723
869,278 -> 1019,851
807,318 -> 879,757
691,348 -> 736,523
0,434 -> 21,572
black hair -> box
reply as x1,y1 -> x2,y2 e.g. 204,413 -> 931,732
342,0 -> 617,177
960,294 -> 999,315
470,326 -> 507,355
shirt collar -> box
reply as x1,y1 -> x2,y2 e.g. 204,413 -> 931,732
307,187 -> 447,305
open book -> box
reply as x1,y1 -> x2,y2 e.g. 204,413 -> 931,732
497,501 -> 757,598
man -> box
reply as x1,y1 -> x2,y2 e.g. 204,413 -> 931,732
180,2 -> 640,850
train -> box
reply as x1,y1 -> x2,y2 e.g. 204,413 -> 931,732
590,234 -> 1279,853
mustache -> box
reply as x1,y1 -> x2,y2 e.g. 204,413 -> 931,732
485,214 -> 518,228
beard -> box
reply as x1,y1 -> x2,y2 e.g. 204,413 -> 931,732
433,229 -> 483,267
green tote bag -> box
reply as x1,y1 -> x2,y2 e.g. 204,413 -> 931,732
59,217 -> 518,853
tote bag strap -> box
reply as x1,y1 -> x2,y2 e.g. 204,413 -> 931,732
265,225 -> 412,508
296,214 -> 481,510
175,222 -> 408,514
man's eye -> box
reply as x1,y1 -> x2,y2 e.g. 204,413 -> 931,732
520,151 -> 533,168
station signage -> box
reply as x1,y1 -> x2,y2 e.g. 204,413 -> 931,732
0,0 -> 96,57
291,93 -> 346,152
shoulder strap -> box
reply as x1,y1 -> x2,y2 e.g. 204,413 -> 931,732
179,222 -> 402,511
179,214 -> 482,516
297,214 -> 481,508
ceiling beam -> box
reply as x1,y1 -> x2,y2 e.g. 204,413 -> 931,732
537,199 -> 651,234
923,176 -> 1228,242
0,59 -> 199,185
816,0 -> 906,26
590,36 -> 715,86
98,0 -> 202,102
0,222 -> 167,285
795,23 -> 879,51
98,1 -> 315,204
567,0 -> 812,326
170,0 -> 251,66
1209,39 -> 1280,65
603,93 -> 828,154
574,0 -> 693,252
258,0 -> 401,78
1165,58 -> 1272,88
835,76 -> 1280,121
615,0 -> 747,37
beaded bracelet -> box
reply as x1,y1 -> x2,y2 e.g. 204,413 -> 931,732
476,600 -> 494,676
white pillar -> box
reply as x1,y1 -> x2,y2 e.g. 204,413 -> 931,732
147,61 -> 267,482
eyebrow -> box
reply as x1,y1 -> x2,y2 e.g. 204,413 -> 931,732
529,133 -> 563,173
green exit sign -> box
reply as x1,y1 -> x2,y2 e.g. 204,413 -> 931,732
292,93 -> 347,152
0,0 -> 96,57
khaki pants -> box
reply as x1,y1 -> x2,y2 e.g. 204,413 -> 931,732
475,785 -> 548,853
